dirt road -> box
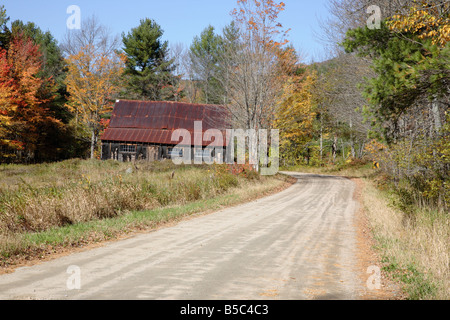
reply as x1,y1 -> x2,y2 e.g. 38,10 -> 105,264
0,173 -> 383,300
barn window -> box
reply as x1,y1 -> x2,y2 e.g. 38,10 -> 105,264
168,147 -> 183,158
120,145 -> 136,153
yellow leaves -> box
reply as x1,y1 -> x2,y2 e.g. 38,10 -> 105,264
65,44 -> 124,125
274,70 -> 317,148
365,139 -> 386,160
388,3 -> 450,47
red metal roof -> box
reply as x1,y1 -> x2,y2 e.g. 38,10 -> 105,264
101,100 -> 231,147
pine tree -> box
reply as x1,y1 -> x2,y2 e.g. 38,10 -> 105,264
189,25 -> 224,104
121,18 -> 177,101
343,20 -> 449,142
0,6 -> 10,50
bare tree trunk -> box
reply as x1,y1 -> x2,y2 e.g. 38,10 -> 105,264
332,135 -> 338,163
320,113 -> 324,163
431,99 -> 442,133
358,143 -> 364,159
90,129 -> 96,160
350,118 -> 356,158
250,128 -> 259,172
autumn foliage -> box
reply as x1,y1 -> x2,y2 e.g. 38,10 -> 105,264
231,0 -> 290,48
274,69 -> 316,163
0,33 -> 61,160
65,44 -> 125,159
0,47 -> 15,149
388,2 -> 450,47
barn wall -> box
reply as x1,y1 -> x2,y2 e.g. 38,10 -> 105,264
101,141 -> 228,163
102,142 -> 156,162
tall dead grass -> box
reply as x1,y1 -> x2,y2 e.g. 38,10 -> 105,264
361,178 -> 449,300
0,159 -> 253,236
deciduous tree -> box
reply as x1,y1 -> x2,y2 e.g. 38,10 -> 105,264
342,0 -> 449,211
63,16 -> 124,159
0,33 -> 62,162
274,69 -> 316,164
222,0 -> 294,171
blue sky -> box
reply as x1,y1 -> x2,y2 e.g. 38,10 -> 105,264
1,0 -> 331,62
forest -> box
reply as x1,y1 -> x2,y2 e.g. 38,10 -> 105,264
0,0 -> 448,214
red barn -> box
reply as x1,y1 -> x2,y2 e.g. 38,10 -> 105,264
100,100 -> 231,162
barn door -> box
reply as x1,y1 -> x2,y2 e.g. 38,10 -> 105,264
147,146 -> 158,162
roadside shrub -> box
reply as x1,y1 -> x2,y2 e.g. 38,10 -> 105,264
215,172 -> 239,191
366,126 -> 449,214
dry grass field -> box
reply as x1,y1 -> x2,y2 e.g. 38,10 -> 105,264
0,159 -> 293,268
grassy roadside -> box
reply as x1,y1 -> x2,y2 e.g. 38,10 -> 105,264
283,163 -> 449,300
0,159 -> 294,271
361,179 -> 449,300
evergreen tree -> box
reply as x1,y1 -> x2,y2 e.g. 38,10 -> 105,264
343,22 -> 449,142
0,6 -> 10,50
121,18 -> 177,101
217,21 -> 240,105
189,25 -> 223,104
342,2 -> 449,210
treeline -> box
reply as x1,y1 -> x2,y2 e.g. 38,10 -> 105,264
0,0 -> 448,213
0,0 -> 303,165
0,9 -> 86,162
307,0 -> 449,212
0,7 -> 176,163
0,1 -> 297,164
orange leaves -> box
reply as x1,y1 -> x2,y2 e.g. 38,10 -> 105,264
64,43 -> 124,159
0,33 -> 59,153
364,139 -> 386,161
0,48 -> 13,107
0,47 -> 16,147
248,17 -> 257,29
7,35 -> 44,108
232,0 -> 290,49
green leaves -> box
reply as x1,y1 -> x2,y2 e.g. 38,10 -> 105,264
122,18 -> 165,72
343,20 -> 449,141
342,2 -> 449,212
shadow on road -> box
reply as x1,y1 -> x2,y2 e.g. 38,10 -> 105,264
281,172 -> 348,181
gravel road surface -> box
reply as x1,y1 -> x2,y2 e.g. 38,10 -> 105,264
0,172 -> 378,300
